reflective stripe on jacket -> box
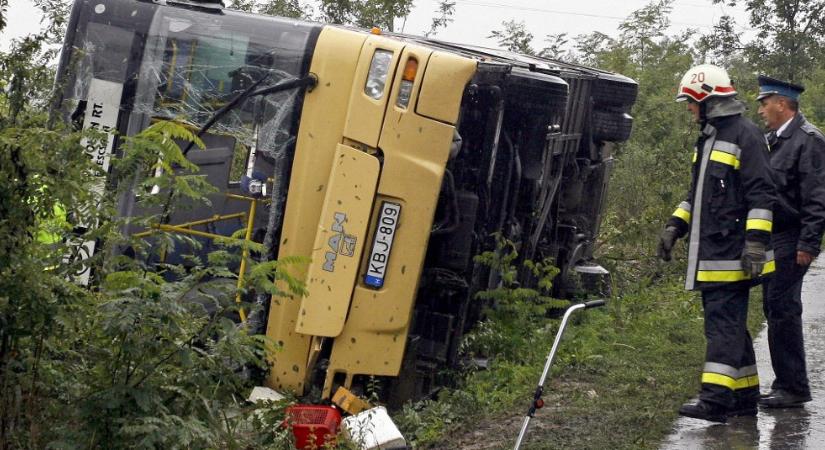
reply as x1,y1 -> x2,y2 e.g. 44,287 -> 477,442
667,114 -> 776,290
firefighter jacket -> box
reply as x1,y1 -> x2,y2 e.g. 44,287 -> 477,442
667,113 -> 776,291
766,113 -> 825,256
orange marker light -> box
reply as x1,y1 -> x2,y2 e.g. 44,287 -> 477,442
402,58 -> 418,81
370,27 -> 381,35
396,58 -> 418,109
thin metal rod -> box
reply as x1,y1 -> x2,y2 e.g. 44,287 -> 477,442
235,198 -> 257,322
514,303 -> 586,450
538,303 -> 585,387
133,193 -> 264,321
133,212 -> 247,237
135,224 -> 230,240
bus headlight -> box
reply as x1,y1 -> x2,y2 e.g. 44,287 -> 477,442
364,50 -> 393,100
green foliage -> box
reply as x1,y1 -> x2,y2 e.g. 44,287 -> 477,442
395,276 -> 712,448
566,2 -> 697,288
616,0 -> 673,58
318,0 -> 413,31
488,20 -> 536,55
230,0 -> 313,19
232,0 -> 425,34
0,116 -> 298,448
463,236 -> 567,360
6,0 -> 825,448
395,394 -> 468,446
802,66 -> 825,127
539,33 -> 570,60
715,0 -> 825,82
424,0 -> 455,38
695,15 -> 744,66
393,237 -> 566,445
115,119 -> 211,209
0,22 -> 306,446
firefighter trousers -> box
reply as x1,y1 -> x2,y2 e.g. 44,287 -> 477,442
700,284 -> 759,409
763,233 -> 810,396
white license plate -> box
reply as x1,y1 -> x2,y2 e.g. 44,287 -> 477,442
364,202 -> 401,288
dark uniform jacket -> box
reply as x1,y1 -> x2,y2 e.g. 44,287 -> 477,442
668,113 -> 776,290
767,113 -> 825,256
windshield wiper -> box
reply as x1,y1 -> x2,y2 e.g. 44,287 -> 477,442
181,73 -> 318,156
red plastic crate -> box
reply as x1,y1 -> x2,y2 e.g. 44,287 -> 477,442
285,405 -> 342,449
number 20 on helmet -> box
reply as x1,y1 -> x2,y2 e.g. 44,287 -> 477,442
676,64 -> 737,103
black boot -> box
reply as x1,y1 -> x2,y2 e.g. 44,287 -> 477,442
678,400 -> 728,423
729,399 -> 758,417
731,388 -> 759,417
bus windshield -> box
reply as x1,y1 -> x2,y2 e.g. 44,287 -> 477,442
134,6 -> 318,153
59,0 -> 320,160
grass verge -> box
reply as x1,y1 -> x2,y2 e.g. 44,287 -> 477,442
395,277 -> 765,449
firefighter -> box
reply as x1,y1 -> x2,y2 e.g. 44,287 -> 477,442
658,64 -> 776,423
756,75 -> 825,408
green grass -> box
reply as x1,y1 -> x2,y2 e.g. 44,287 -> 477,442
395,277 -> 766,449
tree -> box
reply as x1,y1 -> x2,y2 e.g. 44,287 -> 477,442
424,0 -> 455,38
229,0 -> 312,19
257,0 -> 310,18
538,33 -> 570,60
317,0 -> 413,31
572,31 -> 614,66
695,14 -> 744,66
616,0 -> 673,61
715,0 -> 825,82
488,20 -> 535,55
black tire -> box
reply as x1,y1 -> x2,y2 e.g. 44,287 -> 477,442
591,73 -> 638,109
505,68 -> 569,117
591,110 -> 633,142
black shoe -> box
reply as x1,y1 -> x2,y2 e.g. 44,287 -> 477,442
678,400 -> 728,423
758,389 -> 811,408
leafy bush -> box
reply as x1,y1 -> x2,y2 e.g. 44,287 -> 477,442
462,236 -> 568,362
0,101 -> 303,448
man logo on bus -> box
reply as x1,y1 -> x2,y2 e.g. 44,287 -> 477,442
323,212 -> 356,272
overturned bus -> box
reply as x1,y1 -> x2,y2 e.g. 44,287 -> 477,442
55,0 -> 637,402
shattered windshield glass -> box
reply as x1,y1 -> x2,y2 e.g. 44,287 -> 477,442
134,7 -> 316,167
61,3 -> 318,173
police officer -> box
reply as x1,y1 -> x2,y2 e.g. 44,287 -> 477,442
658,64 -> 776,422
756,75 -> 825,408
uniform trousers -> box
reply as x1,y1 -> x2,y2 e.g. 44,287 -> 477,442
762,230 -> 810,396
700,283 -> 758,408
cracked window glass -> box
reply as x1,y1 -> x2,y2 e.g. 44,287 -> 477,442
133,8 -> 315,175
57,2 -> 320,243
59,19 -> 136,124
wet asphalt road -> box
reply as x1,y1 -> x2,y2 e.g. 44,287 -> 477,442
661,258 -> 825,449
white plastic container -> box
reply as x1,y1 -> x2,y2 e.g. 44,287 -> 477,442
247,386 -> 286,403
342,406 -> 407,449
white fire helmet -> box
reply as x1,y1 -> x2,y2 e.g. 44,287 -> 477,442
676,64 -> 737,103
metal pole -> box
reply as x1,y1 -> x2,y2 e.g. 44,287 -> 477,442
514,299 -> 605,449
236,198 -> 257,322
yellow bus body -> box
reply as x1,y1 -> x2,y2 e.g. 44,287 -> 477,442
265,26 -> 476,396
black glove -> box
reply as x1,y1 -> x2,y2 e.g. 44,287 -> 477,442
741,240 -> 767,277
658,226 -> 679,262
